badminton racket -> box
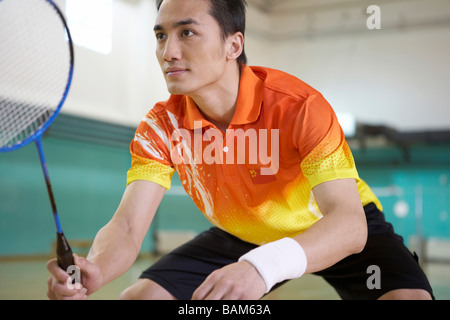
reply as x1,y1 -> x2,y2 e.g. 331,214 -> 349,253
0,0 -> 75,271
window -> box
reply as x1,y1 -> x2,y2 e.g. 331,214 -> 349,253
66,0 -> 114,55
337,113 -> 357,138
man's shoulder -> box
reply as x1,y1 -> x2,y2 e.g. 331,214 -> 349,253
250,66 -> 320,101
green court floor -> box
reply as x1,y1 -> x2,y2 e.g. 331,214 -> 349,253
1,257 -> 449,300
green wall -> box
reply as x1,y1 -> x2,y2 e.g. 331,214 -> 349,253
0,114 -> 210,257
354,144 -> 450,242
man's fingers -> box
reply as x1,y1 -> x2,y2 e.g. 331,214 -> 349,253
47,257 -> 88,300
192,262 -> 266,301
46,258 -> 71,282
48,287 -> 88,300
47,286 -> 57,300
193,270 -> 241,300
47,273 -> 85,298
60,287 -> 88,300
200,282 -> 227,300
192,280 -> 213,300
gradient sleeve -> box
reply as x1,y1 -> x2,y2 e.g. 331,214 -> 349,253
127,110 -> 175,190
294,94 -> 359,189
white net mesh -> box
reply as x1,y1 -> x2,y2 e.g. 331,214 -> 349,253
0,0 -> 73,150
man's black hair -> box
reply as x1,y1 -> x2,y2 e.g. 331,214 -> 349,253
156,0 -> 247,65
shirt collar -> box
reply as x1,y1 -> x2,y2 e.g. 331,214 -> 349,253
183,65 -> 264,130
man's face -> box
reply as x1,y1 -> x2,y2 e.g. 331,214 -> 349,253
154,0 -> 229,97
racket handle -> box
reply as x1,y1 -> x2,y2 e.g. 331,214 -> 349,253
56,232 -> 74,272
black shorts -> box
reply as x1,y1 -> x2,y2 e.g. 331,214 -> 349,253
140,203 -> 434,300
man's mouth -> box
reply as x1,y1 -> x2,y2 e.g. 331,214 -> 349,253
165,68 -> 188,77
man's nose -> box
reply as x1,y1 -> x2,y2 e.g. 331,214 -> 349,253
162,36 -> 182,62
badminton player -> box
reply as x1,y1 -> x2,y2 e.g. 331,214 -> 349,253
47,0 -> 434,300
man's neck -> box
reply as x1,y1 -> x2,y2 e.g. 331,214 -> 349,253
189,63 -> 241,132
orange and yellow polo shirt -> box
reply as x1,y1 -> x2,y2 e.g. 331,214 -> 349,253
127,65 -> 382,245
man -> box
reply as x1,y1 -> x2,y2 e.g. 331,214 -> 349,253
47,0 -> 434,300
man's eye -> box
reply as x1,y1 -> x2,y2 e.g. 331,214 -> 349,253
155,33 -> 166,41
181,29 -> 194,37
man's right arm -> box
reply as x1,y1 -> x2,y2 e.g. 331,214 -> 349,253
47,180 -> 166,300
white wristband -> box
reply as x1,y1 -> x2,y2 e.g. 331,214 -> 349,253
239,238 -> 307,293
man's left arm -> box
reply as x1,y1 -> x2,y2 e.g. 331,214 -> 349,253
294,178 -> 367,274
192,178 -> 367,300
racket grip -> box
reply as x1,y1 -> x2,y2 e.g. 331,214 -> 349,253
56,232 -> 74,272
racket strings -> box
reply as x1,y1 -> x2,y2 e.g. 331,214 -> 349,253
0,0 -> 72,150
0,99 -> 52,148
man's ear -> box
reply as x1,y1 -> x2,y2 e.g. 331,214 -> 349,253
226,32 -> 244,61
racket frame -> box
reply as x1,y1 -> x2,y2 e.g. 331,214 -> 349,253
0,0 -> 76,271
0,0 -> 75,153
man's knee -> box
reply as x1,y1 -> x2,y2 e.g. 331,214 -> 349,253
120,279 -> 176,300
378,289 -> 432,300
